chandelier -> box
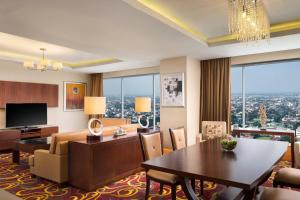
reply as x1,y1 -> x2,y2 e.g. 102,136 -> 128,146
228,0 -> 270,42
23,48 -> 63,71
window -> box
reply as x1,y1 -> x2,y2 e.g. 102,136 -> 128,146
231,60 -> 300,132
103,74 -> 160,127
103,78 -> 122,118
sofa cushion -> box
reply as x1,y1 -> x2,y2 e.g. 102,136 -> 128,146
49,130 -> 88,154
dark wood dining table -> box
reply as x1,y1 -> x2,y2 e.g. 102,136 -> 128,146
142,138 -> 288,200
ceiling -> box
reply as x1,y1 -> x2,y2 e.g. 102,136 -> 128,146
0,0 -> 299,73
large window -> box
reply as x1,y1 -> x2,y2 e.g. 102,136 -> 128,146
103,74 -> 160,127
231,60 -> 300,132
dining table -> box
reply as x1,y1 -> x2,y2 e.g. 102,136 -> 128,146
142,138 -> 288,200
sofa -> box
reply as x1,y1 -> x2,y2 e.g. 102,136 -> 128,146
28,118 -> 140,184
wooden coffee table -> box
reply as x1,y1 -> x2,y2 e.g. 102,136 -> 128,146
12,137 -> 51,164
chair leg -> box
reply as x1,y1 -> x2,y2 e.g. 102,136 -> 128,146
191,178 -> 195,191
171,185 -> 176,200
145,178 -> 150,200
200,180 -> 204,195
159,183 -> 164,195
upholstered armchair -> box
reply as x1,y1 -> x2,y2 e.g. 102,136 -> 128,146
196,121 -> 227,143
29,130 -> 88,184
139,131 -> 180,200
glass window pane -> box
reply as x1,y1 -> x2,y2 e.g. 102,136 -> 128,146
154,74 -> 160,127
231,67 -> 243,127
244,60 -> 300,130
123,75 -> 154,126
103,78 -> 122,118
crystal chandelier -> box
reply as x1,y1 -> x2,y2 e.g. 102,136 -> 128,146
23,48 -> 63,71
228,0 -> 270,42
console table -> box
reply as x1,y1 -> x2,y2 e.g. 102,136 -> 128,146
232,128 -> 295,167
68,132 -> 143,191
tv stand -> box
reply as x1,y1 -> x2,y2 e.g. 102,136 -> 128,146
0,125 -> 58,151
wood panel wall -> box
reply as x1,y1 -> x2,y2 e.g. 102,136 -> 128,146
0,81 -> 58,108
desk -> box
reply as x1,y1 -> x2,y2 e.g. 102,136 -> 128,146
142,138 -> 288,200
232,128 -> 295,167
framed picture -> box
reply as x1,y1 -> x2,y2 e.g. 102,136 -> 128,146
63,81 -> 87,111
161,72 -> 185,107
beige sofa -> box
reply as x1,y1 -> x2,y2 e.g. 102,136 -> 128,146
28,119 -> 140,184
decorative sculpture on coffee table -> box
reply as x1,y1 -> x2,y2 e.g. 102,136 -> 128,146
259,104 -> 267,130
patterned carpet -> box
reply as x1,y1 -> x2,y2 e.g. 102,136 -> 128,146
0,153 -> 290,200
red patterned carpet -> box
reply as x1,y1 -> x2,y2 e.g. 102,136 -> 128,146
0,153 -> 290,200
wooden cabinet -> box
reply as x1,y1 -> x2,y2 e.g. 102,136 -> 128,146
0,126 -> 58,151
0,81 -> 58,108
69,132 -> 143,191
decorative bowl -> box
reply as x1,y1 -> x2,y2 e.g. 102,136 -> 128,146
220,139 -> 237,151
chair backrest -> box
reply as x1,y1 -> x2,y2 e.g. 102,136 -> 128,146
139,131 -> 163,161
202,121 -> 227,140
169,127 -> 186,150
101,118 -> 131,126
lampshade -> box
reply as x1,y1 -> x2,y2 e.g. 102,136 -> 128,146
135,97 -> 151,113
84,96 -> 106,115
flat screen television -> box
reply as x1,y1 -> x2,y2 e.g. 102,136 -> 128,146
6,103 -> 47,128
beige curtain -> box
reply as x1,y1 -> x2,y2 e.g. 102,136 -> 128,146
90,73 -> 104,122
199,58 -> 231,132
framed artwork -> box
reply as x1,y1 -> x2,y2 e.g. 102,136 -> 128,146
63,81 -> 87,111
161,72 -> 185,107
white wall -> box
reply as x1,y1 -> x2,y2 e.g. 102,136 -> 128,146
160,57 -> 188,147
0,60 -> 90,132
186,57 -> 200,145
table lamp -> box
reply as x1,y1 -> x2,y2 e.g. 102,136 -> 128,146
135,97 -> 151,132
84,96 -> 106,141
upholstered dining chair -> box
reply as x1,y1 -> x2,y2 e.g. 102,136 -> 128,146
260,187 -> 300,199
169,127 -> 204,195
196,121 -> 227,143
139,131 -> 180,200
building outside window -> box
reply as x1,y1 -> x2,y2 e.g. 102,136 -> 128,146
231,60 -> 300,136
103,74 -> 160,128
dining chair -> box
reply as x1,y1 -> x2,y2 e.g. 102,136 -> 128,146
139,131 -> 180,200
196,121 -> 227,143
260,187 -> 300,199
169,127 -> 204,195
273,167 -> 300,189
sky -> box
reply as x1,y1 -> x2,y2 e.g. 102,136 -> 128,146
104,60 -> 300,96
104,74 -> 160,96
232,60 -> 300,94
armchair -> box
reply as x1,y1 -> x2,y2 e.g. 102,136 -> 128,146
29,130 -> 88,184
196,121 -> 227,143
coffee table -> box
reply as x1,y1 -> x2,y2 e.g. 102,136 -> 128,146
12,137 -> 51,163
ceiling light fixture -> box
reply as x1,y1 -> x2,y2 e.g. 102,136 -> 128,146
228,0 -> 270,42
23,48 -> 63,71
